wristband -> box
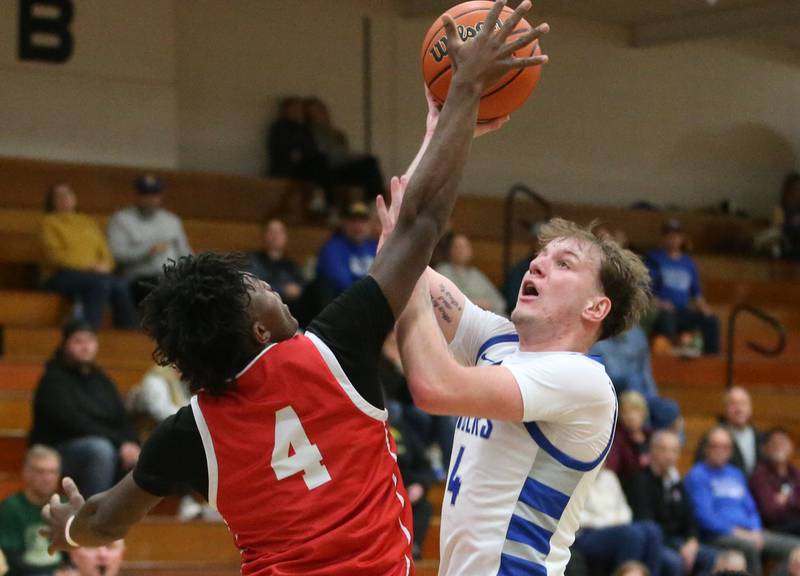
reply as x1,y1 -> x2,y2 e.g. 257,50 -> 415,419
64,514 -> 80,548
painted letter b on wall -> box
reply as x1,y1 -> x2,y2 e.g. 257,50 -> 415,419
18,0 -> 74,63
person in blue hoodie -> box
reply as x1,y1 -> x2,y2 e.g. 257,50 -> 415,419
646,219 -> 719,355
315,201 -> 377,301
685,426 -> 800,576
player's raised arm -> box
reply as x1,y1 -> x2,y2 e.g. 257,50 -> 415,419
396,276 -> 524,419
41,475 -> 161,553
371,0 -> 548,318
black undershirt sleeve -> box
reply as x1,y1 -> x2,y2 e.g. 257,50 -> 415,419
306,275 -> 396,409
131,276 -> 395,501
132,405 -> 208,500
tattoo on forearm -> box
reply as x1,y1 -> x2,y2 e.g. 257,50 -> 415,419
430,283 -> 463,324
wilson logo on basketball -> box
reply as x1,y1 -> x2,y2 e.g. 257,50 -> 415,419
429,20 -> 503,63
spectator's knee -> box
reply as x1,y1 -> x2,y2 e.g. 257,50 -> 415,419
81,436 -> 116,462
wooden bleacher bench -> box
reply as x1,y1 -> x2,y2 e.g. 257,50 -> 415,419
1,327 -> 154,370
0,156 -> 307,224
0,290 -> 67,327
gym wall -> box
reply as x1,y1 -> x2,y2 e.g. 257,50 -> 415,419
1,0 -> 798,216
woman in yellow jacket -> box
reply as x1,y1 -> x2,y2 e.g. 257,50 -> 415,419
40,184 -> 135,328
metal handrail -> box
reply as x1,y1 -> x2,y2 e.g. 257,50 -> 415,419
726,304 -> 785,389
502,184 -> 552,280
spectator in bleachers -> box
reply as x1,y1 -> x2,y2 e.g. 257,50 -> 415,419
124,365 -> 216,521
711,550 -> 748,574
315,201 -> 376,300
629,430 -> 719,576
0,445 -> 63,576
29,320 -> 140,498
305,97 -> 385,204
60,540 -> 124,576
607,391 -> 652,487
591,324 -> 681,431
780,172 -> 800,261
646,219 -> 719,356
696,387 -> 764,477
572,466 -> 670,576
613,561 -> 651,576
380,329 -> 455,476
779,547 -> 800,576
268,97 -> 330,211
685,426 -> 800,576
126,365 -> 188,442
749,428 -> 800,536
436,233 -> 506,315
106,174 -> 192,307
40,183 -> 135,329
248,219 -> 305,315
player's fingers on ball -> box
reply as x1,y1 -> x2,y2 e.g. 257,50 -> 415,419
497,0 -> 530,41
500,29 -> 540,57
508,54 -> 548,69
482,0 -> 507,36
528,23 -> 550,41
441,15 -> 462,50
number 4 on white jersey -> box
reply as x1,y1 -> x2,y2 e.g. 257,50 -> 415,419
271,406 -> 332,490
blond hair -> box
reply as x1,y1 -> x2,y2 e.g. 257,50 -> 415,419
538,218 -> 651,340
620,391 -> 649,419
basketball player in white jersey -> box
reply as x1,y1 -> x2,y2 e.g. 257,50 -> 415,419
377,164 -> 651,573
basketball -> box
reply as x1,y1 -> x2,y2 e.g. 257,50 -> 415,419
421,1 -> 542,121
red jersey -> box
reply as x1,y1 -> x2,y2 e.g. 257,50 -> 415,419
191,332 -> 414,575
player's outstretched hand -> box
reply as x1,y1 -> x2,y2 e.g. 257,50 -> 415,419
424,85 -> 509,138
40,477 -> 85,553
443,0 -> 549,93
376,175 -> 408,252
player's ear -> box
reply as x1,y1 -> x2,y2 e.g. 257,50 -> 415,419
583,296 -> 611,324
252,321 -> 271,345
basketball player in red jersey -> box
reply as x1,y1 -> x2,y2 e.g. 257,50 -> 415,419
41,3 -> 549,574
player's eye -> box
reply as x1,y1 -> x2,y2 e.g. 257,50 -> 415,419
557,260 -> 569,269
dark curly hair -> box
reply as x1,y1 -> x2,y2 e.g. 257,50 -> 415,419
141,253 -> 255,395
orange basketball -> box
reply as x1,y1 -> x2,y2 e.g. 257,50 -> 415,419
421,1 -> 542,121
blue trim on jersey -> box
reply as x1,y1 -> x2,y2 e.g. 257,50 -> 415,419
585,353 -> 604,365
519,476 -> 570,519
475,333 -> 519,365
507,514 -> 553,555
524,403 -> 617,472
498,553 -> 548,576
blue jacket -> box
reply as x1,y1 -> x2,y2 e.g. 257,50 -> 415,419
685,462 -> 762,537
316,232 -> 377,295
645,249 -> 701,310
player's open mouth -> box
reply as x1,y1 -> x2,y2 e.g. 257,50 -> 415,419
522,281 -> 539,297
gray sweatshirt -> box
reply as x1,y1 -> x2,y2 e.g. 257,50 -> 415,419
107,206 -> 192,278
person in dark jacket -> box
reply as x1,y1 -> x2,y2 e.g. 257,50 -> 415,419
248,219 -> 305,316
267,97 -> 330,192
628,430 -> 718,576
29,320 -> 139,497
750,428 -> 800,536
694,387 -> 764,477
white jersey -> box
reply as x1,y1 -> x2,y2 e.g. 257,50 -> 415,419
439,300 -> 617,576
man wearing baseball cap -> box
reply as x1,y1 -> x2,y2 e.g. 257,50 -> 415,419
106,174 -> 192,306
645,219 -> 720,355
315,201 -> 377,302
